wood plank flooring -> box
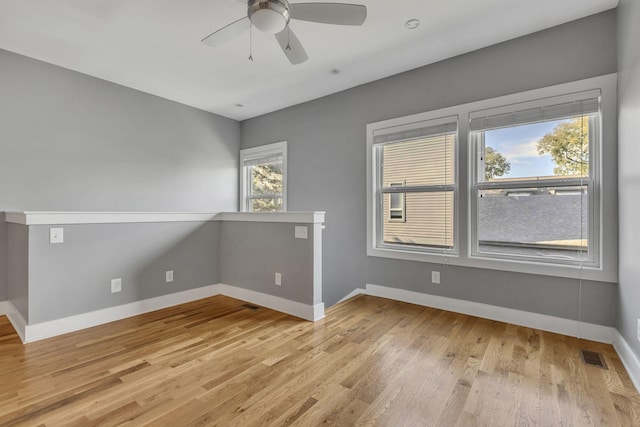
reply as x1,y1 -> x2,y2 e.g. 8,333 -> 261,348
0,294 -> 638,426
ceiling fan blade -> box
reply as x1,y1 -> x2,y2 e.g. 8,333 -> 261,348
275,28 -> 309,65
289,3 -> 366,26
202,16 -> 250,47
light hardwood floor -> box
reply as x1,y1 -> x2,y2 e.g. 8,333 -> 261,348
0,294 -> 638,426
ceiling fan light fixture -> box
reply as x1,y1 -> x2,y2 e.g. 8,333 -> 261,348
248,0 -> 290,34
202,0 -> 367,65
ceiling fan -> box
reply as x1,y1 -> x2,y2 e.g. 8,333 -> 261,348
201,0 -> 367,65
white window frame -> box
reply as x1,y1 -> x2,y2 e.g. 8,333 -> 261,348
366,74 -> 617,283
239,141 -> 287,212
469,92 -> 600,268
367,111 -> 460,261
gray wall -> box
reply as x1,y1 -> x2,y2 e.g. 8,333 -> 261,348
27,221 -> 220,323
0,49 -> 240,302
240,11 -> 619,324
0,214 -> 7,301
368,259 -> 616,326
617,0 -> 640,357
7,224 -> 29,322
220,222 -> 315,305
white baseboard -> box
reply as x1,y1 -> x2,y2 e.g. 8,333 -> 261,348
365,283 -> 616,344
4,283 -> 637,392
0,300 -> 11,316
613,330 -> 640,393
336,288 -> 366,305
219,284 -> 324,321
313,303 -> 326,321
21,284 -> 222,343
5,302 -> 26,343
7,284 -> 324,343
365,283 -> 639,393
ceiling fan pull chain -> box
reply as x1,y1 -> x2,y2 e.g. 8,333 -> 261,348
248,24 -> 254,61
286,27 -> 292,51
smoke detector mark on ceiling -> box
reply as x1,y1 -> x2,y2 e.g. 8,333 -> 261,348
405,18 -> 420,29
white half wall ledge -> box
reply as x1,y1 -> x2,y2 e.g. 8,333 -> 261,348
4,211 -> 220,225
4,211 -> 325,225
217,212 -> 325,224
5,284 -> 324,343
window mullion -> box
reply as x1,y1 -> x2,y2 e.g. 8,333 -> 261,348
476,178 -> 590,191
380,185 -> 455,193
248,194 -> 283,199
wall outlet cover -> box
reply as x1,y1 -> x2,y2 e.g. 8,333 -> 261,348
432,271 -> 441,284
111,278 -> 122,293
275,272 -> 282,286
637,318 -> 640,342
166,270 -> 174,283
49,227 -> 64,244
294,226 -> 308,239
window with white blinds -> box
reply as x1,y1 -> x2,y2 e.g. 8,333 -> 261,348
372,116 -> 458,254
469,90 -> 601,266
239,141 -> 287,212
367,74 -> 616,281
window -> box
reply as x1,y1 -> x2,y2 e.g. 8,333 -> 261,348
469,92 -> 600,266
369,115 -> 458,255
367,74 -> 616,282
239,141 -> 287,212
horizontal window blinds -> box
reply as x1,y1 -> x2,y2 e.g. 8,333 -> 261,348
470,91 -> 600,132
243,154 -> 282,167
377,116 -> 457,251
373,116 -> 457,145
382,134 -> 455,187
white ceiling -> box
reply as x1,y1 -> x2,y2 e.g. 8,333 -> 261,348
0,0 -> 618,121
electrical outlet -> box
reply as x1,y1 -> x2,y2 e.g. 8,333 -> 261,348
111,278 -> 122,293
49,227 -> 64,244
166,270 -> 174,283
637,318 -> 640,342
294,226 -> 308,239
275,272 -> 282,286
432,271 -> 440,284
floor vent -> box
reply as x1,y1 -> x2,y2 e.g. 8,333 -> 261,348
580,349 -> 608,369
242,304 -> 260,310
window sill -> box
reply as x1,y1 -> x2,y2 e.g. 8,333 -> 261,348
367,246 -> 617,283
367,246 -> 458,264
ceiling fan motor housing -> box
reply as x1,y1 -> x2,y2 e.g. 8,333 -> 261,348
248,0 -> 291,34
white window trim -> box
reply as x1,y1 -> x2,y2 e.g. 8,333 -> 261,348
239,141 -> 287,212
366,74 -> 617,283
367,110 -> 460,260
469,98 -> 600,268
